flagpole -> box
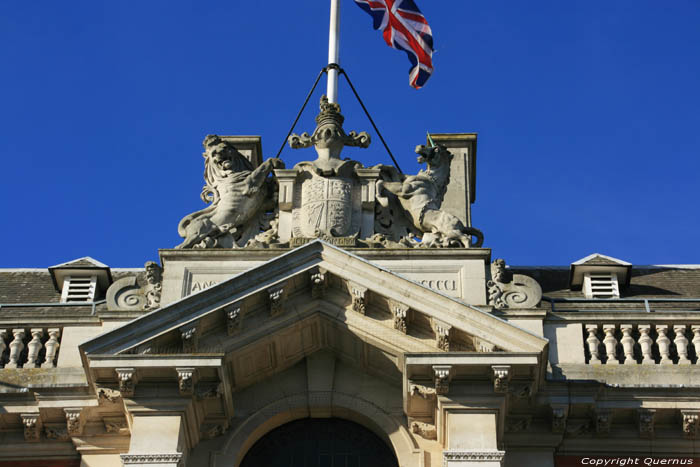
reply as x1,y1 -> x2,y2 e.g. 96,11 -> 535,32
327,0 -> 341,103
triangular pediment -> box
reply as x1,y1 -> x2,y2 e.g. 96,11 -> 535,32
83,241 -> 545,355
81,241 -> 547,393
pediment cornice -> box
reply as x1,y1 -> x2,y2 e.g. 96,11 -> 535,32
82,241 -> 547,362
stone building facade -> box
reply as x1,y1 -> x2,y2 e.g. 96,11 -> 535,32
0,98 -> 699,466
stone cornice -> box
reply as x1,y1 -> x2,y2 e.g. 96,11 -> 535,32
443,449 -> 505,465
120,453 -> 183,464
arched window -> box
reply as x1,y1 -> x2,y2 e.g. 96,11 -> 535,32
241,417 -> 399,467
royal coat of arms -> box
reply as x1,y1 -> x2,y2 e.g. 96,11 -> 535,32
296,175 -> 356,238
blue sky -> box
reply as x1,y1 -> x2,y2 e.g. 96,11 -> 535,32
1,1 -> 698,267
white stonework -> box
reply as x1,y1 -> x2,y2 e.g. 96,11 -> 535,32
1,120 -> 699,467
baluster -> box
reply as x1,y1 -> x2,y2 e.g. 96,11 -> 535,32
638,325 -> 654,364
674,325 -> 690,365
5,329 -> 26,369
620,324 -> 636,364
42,329 -> 61,369
585,324 -> 601,364
24,329 -> 44,368
691,326 -> 700,364
602,325 -> 619,365
656,325 -> 671,364
0,329 -> 7,368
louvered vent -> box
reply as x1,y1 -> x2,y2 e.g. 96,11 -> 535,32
60,276 -> 97,302
583,272 -> 620,299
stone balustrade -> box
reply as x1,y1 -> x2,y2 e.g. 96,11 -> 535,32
584,323 -> 700,365
0,328 -> 61,369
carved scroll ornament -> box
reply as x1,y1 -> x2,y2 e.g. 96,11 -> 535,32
487,258 -> 542,309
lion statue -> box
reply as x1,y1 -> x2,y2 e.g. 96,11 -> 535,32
176,135 -> 284,249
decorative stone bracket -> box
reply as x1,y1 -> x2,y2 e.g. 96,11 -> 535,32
268,282 -> 287,317
176,367 -> 198,396
64,408 -> 84,436
433,365 -> 452,395
225,302 -> 243,336
491,365 -> 511,393
551,406 -> 568,434
638,409 -> 656,438
348,282 -> 368,315
682,410 -> 699,439
180,322 -> 200,353
389,299 -> 410,334
594,408 -> 612,434
431,318 -> 452,351
21,413 -> 42,442
115,368 -> 138,398
310,267 -> 327,299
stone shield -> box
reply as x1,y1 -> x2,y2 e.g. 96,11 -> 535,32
299,175 -> 353,237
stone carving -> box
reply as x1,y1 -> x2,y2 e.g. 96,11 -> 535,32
432,318 -> 451,351
180,323 -> 199,353
410,383 -> 437,399
376,143 -> 484,248
638,409 -> 656,438
64,408 -> 83,436
42,328 -> 61,368
44,426 -> 70,441
443,451 -> 505,463
310,267 -> 327,299
411,420 -> 437,440
21,413 -> 41,442
144,261 -> 162,310
594,409 -> 612,434
115,368 -> 137,397
487,259 -> 542,309
602,324 -> 619,365
104,417 -> 129,434
121,454 -> 183,465
491,365 -> 511,393
105,261 -> 163,311
0,330 -> 6,364
97,387 -> 122,404
389,300 -> 409,334
433,365 -> 451,395
201,424 -> 228,440
196,383 -> 222,400
176,134 -> 284,249
552,406 -> 568,433
585,324 -> 602,364
225,303 -> 242,336
177,368 -> 196,396
505,416 -> 532,432
472,336 -> 496,353
674,325 -> 691,364
6,329 -> 25,368
288,96 -> 370,176
682,410 -> 700,439
24,328 -> 44,368
348,282 -> 368,314
268,283 -> 287,317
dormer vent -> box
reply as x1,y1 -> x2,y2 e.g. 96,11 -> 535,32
583,272 -> 620,299
48,256 -> 112,303
60,275 -> 97,302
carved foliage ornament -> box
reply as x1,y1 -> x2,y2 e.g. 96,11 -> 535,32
487,258 -> 542,309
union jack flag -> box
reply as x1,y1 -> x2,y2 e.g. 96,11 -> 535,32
354,0 -> 434,89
